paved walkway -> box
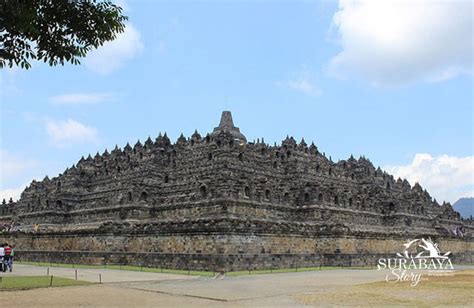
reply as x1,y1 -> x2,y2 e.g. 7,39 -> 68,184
123,269 -> 388,302
4,264 -> 474,307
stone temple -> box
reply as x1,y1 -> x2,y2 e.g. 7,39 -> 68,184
0,111 -> 472,271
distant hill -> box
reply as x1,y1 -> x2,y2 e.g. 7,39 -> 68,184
453,197 -> 474,219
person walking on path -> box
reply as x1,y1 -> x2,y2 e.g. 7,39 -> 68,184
4,243 -> 12,272
9,245 -> 14,272
0,244 -> 5,272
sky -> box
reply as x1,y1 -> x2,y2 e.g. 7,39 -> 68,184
0,0 -> 473,204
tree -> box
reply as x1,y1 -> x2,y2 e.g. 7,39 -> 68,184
0,0 -> 127,69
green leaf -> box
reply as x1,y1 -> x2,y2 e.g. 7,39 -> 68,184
1,0 -> 127,69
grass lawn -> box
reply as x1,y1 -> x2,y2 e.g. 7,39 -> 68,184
16,261 -> 216,277
16,260 -> 372,277
0,276 -> 92,290
226,265 -> 372,276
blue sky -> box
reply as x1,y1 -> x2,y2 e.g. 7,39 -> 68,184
0,0 -> 473,203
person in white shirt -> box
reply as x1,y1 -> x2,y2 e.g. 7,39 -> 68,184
0,245 -> 4,272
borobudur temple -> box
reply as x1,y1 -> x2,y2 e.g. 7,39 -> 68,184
0,111 -> 472,271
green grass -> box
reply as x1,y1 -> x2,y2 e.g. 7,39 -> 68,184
0,276 -> 92,290
226,265 -> 372,276
16,260 -> 373,277
17,260 -> 106,270
16,261 -> 216,277
102,265 -> 216,277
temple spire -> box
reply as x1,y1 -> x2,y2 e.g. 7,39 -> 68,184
211,111 -> 246,142
218,111 -> 236,130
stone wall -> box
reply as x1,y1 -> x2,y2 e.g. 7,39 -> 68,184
2,232 -> 472,271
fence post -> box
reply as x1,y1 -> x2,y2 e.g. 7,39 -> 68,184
50,276 -> 53,287
75,269 -> 78,280
99,274 -> 102,284
47,267 -> 49,276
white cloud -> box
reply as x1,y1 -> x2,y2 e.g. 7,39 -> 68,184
0,149 -> 69,202
384,153 -> 474,204
329,0 -> 473,85
84,23 -> 143,74
45,119 -> 98,147
277,69 -> 322,96
0,186 -> 25,203
50,93 -> 113,105
0,150 -> 28,179
0,150 -> 37,202
0,150 -> 36,185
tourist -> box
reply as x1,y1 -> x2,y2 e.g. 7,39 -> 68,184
8,245 -> 14,272
0,243 -> 4,272
4,243 -> 12,272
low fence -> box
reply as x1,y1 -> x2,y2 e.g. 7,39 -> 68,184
14,250 -> 474,272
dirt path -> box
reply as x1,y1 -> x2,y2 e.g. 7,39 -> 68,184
6,265 -> 474,307
296,269 -> 474,307
8,284 -> 217,308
